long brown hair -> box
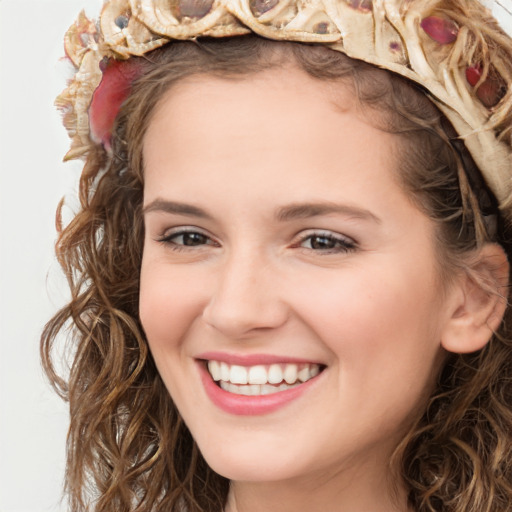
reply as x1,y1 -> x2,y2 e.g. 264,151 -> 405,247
42,34 -> 512,512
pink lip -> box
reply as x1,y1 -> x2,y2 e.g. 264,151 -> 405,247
196,351 -> 323,366
196,360 -> 324,416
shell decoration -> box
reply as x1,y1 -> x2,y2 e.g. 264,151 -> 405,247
57,0 -> 512,213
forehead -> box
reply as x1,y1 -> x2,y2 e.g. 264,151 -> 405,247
147,65 -> 355,132
142,66 -> 399,201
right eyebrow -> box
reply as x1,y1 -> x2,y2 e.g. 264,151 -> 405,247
142,199 -> 213,219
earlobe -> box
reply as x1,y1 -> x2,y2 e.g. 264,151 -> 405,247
441,243 -> 510,354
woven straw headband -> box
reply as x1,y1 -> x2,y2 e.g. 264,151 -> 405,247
58,0 -> 512,216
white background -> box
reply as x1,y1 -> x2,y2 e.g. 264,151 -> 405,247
0,2 -> 102,511
0,1 -> 511,511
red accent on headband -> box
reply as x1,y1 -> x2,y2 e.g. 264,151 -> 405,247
420,16 -> 459,44
89,58 -> 147,151
466,65 -> 505,108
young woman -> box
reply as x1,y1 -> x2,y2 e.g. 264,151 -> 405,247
42,1 -> 512,511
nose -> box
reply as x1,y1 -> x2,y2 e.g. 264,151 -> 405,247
202,250 -> 289,339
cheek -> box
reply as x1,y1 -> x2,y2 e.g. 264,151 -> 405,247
290,262 -> 444,399
139,258 -> 204,348
292,264 -> 436,339
138,259 -> 209,409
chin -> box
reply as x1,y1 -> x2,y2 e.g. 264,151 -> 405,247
205,458 -> 296,483
195,437 -> 307,483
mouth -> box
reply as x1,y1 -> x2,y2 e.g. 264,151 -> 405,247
196,355 -> 327,415
204,360 -> 324,396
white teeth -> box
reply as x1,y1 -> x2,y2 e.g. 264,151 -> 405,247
260,384 -> 273,395
219,381 -> 302,395
229,365 -> 248,384
207,360 -> 323,394
284,364 -> 298,384
248,365 -> 267,385
249,384 -> 260,395
208,360 -> 221,381
298,366 -> 310,382
268,364 -> 283,384
239,385 -> 251,396
220,362 -> 230,381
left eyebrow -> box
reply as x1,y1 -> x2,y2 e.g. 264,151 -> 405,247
275,202 -> 381,224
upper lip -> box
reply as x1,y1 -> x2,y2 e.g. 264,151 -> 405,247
196,351 -> 325,366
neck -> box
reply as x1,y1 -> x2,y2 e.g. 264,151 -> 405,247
224,458 -> 411,512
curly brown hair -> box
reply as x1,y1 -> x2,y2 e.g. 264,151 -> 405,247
42,30 -> 512,512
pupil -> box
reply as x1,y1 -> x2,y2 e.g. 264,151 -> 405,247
311,236 -> 334,249
183,233 -> 206,246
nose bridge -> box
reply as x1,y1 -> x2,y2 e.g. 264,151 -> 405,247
202,244 -> 288,338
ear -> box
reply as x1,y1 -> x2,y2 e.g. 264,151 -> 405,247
441,243 -> 509,354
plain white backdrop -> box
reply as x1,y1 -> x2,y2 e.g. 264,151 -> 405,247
0,1 -> 511,511
0,2 -> 102,511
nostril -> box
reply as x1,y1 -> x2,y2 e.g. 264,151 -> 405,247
202,294 -> 289,338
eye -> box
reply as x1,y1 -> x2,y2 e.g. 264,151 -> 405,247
296,231 -> 357,254
157,228 -> 218,250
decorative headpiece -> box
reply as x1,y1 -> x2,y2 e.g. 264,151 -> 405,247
57,0 -> 512,213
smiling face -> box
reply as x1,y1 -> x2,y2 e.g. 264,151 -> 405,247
140,66 -> 455,497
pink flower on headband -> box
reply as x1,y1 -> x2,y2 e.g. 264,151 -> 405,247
420,16 -> 459,44
466,65 -> 506,108
89,58 -> 147,152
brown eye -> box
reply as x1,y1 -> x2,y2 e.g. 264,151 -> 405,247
157,228 -> 219,250
298,232 -> 357,253
308,235 -> 338,250
183,232 -> 209,246
169,232 -> 210,246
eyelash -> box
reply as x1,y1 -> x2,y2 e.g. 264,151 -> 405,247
157,228 -> 357,254
157,228 -> 218,251
293,231 -> 357,254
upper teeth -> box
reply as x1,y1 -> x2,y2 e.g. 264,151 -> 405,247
207,361 -> 321,385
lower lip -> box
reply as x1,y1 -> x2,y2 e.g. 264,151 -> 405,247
197,362 -> 322,415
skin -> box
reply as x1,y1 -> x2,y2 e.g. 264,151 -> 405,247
139,66 -> 500,512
